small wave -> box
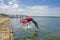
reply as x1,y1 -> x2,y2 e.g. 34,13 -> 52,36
39,27 -> 48,31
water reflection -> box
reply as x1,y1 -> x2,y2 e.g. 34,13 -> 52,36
10,18 -> 60,40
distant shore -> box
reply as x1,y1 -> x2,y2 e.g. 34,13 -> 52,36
32,16 -> 60,18
0,13 -> 60,18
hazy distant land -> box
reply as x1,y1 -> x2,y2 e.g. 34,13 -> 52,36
0,13 -> 60,18
32,16 -> 60,18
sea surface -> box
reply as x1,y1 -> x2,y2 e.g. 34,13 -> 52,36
10,17 -> 60,40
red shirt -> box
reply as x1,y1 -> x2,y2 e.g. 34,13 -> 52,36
20,17 -> 32,24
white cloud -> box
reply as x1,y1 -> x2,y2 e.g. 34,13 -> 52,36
0,5 -> 8,9
21,6 -> 60,16
0,0 -> 60,16
0,0 -> 20,14
8,0 -> 19,4
0,0 -> 4,2
0,3 -> 19,9
0,0 -> 4,5
12,4 -> 19,9
8,2 -> 13,5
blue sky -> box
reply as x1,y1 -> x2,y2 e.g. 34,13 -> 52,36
0,0 -> 60,16
20,0 -> 60,6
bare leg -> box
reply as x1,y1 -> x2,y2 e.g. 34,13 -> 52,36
35,24 -> 39,29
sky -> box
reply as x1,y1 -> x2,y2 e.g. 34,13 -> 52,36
0,0 -> 60,16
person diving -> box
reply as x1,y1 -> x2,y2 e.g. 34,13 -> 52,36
20,17 -> 39,29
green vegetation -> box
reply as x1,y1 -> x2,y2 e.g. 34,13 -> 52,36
0,13 -> 28,18
0,13 -> 9,18
22,30 -> 39,40
0,14 -> 8,16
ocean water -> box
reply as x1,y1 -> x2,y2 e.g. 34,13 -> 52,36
10,17 -> 60,40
